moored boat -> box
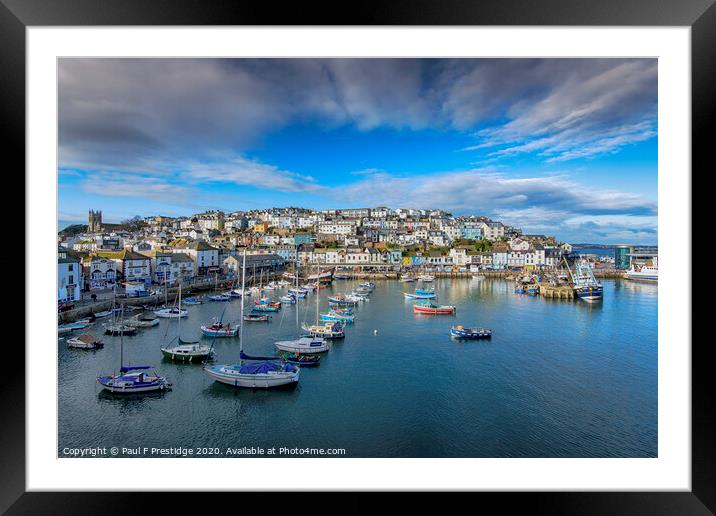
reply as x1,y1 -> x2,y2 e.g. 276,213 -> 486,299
320,311 -> 355,323
413,301 -> 456,315
404,290 -> 437,300
207,294 -> 231,302
301,322 -> 345,339
243,313 -> 270,322
182,297 -> 203,305
275,336 -> 330,354
67,333 -> 104,349
450,325 -> 492,339
161,341 -> 214,362
625,258 -> 658,282
279,351 -> 321,367
154,307 -> 188,318
200,319 -> 239,337
93,310 -> 113,318
104,324 -> 138,336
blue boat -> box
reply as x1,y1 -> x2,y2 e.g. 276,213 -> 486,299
450,325 -> 492,339
404,290 -> 437,299
320,311 -> 355,323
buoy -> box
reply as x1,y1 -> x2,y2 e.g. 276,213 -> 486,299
374,329 -> 378,335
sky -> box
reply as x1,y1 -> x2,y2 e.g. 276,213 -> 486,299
58,58 -> 657,244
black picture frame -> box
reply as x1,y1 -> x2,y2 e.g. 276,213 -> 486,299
2,0 -> 707,513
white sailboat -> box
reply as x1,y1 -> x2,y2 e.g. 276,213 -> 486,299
161,283 -> 214,362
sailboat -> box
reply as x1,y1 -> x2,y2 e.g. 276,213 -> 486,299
204,251 -> 300,388
299,263 -> 343,339
207,272 -> 231,302
97,302 -> 171,393
161,284 -> 214,362
154,286 -> 188,318
103,284 -> 137,335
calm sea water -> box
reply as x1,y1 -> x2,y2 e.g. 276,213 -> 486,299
58,278 -> 657,458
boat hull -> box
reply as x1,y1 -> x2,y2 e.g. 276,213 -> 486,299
204,366 -> 299,388
161,348 -> 213,362
96,376 -> 169,393
413,305 -> 455,315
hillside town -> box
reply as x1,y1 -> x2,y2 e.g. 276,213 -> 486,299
58,206 -> 598,304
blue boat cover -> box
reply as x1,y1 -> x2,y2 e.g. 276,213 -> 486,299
120,365 -> 153,373
240,351 -> 280,361
239,362 -> 282,374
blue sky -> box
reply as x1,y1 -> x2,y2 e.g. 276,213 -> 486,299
58,58 -> 657,244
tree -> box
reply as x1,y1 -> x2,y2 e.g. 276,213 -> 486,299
122,215 -> 147,232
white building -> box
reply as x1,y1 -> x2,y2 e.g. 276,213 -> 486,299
58,248 -> 82,302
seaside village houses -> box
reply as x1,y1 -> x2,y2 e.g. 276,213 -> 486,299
58,207 -> 575,301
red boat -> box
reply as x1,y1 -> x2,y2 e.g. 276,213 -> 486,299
413,302 -> 456,315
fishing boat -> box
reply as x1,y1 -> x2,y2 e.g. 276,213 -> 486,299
345,294 -> 367,303
279,351 -> 321,367
514,285 -> 526,294
358,281 -> 375,291
205,252 -> 299,389
255,298 -> 281,309
244,313 -> 270,322
413,301 -> 456,315
200,318 -> 239,337
301,322 -> 345,339
67,334 -> 104,349
328,293 -> 358,305
97,302 -> 170,393
404,289 -> 437,300
252,304 -> 280,313
400,274 -> 417,282
626,257 -> 658,282
93,310 -> 113,318
320,311 -> 355,323
161,285 -> 214,362
154,306 -> 188,318
332,307 -> 353,315
182,297 -> 203,305
280,294 -> 296,304
567,257 -> 604,302
275,336 -> 330,353
450,325 -> 492,339
418,274 -> 435,282
288,288 -> 307,298
351,289 -> 370,297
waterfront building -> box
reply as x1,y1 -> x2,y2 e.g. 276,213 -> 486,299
83,255 -> 118,291
95,249 -> 152,286
58,248 -> 82,301
615,244 -> 631,269
179,241 -> 220,276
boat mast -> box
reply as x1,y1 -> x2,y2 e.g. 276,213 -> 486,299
119,302 -> 124,370
177,281 -> 182,339
239,250 -> 246,357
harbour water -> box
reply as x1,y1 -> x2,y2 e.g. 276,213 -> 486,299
58,278 -> 657,458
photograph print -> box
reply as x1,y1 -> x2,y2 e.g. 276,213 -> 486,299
57,58 -> 658,459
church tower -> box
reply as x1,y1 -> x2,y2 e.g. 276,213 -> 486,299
88,209 -> 103,233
